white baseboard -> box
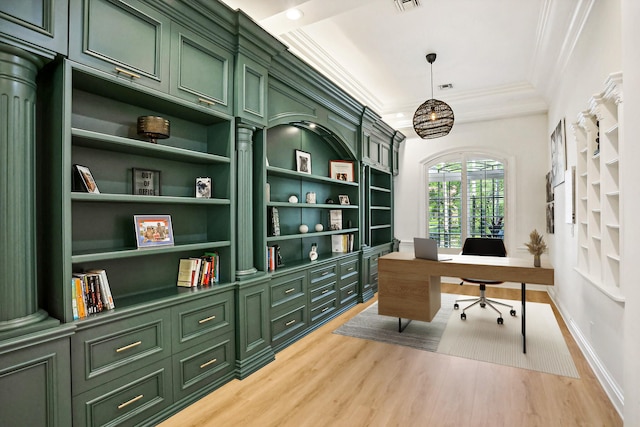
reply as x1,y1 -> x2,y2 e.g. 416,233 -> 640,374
547,288 -> 624,419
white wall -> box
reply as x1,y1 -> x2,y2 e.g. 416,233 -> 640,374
395,113 -> 549,261
546,0 -> 625,415
621,0 -> 640,424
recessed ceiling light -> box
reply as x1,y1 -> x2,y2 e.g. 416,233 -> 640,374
439,83 -> 453,90
286,8 -> 303,20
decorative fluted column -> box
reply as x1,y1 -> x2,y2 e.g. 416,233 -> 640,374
0,44 -> 48,330
235,123 -> 258,277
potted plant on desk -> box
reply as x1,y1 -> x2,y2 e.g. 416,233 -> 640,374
525,229 -> 547,267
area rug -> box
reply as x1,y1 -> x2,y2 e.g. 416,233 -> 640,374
333,293 -> 579,378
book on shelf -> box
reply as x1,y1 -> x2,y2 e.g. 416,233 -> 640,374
329,209 -> 342,231
268,207 -> 280,236
72,270 -> 114,319
88,269 -> 115,309
332,233 -> 355,253
177,258 -> 196,287
71,279 -> 79,320
177,252 -> 220,287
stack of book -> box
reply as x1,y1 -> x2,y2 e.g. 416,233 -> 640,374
177,252 -> 220,287
331,233 -> 355,253
72,269 -> 115,319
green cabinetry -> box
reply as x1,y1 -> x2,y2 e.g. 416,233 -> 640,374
71,289 -> 236,425
365,166 -> 394,247
361,245 -> 392,301
170,23 -> 233,115
263,124 -> 359,269
0,326 -> 74,427
308,262 -> 338,324
45,60 -> 235,323
269,270 -> 308,351
0,1 -> 406,425
0,0 -> 68,57
268,254 -> 359,353
69,0 -> 171,92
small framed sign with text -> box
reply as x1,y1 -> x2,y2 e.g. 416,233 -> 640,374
132,168 -> 161,196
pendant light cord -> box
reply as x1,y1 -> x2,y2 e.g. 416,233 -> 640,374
430,62 -> 434,100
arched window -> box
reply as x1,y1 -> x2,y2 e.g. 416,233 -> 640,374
426,154 -> 506,249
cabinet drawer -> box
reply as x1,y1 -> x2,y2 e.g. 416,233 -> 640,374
69,0 -> 170,92
339,258 -> 359,280
172,292 -> 234,352
71,309 -> 171,395
271,305 -> 306,346
270,272 -> 306,310
308,263 -> 337,286
172,334 -> 235,402
310,298 -> 337,324
309,280 -> 337,307
170,23 -> 233,115
72,358 -> 172,427
339,280 -> 358,306
369,253 -> 380,268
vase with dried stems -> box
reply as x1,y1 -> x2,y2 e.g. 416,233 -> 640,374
525,229 -> 547,267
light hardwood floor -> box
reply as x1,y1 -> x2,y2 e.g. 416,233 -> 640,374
159,284 -> 622,427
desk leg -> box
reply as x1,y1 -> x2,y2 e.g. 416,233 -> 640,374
398,318 -> 412,333
521,282 -> 526,354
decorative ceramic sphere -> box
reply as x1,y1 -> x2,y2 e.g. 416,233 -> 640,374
299,224 -> 309,234
315,223 -> 324,232
288,195 -> 298,203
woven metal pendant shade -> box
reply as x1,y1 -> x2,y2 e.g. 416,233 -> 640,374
413,53 -> 454,139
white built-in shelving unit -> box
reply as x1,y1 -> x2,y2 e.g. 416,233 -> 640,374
572,72 -> 623,302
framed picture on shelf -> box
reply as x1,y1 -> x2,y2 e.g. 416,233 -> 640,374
295,150 -> 312,174
73,164 -> 100,193
195,177 -> 212,198
338,195 -> 350,205
132,168 -> 161,196
329,160 -> 354,182
134,214 -> 174,248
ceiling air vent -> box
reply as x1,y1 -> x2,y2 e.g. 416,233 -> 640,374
394,0 -> 421,12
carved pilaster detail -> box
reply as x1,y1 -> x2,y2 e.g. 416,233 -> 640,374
0,44 -> 48,328
236,123 -> 258,277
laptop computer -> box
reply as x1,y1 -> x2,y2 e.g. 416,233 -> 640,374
414,237 -> 452,261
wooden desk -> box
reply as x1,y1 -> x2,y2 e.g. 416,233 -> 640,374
378,252 -> 554,353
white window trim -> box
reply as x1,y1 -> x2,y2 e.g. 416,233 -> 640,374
419,147 -> 516,254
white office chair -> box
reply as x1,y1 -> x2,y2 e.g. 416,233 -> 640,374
453,237 -> 516,324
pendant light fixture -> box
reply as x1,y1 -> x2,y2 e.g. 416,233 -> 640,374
413,53 -> 454,139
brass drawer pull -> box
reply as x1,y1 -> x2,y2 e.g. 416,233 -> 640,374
118,394 -> 143,409
347,290 -> 354,295
116,341 -> 142,353
348,267 -> 354,271
321,307 -> 329,312
198,97 -> 216,106
200,358 -> 218,369
115,67 -> 140,79
321,289 -> 329,294
285,319 -> 296,326
198,315 -> 216,324
321,271 -> 329,276
285,288 -> 295,294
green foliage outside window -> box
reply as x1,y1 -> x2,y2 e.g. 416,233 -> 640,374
428,158 -> 505,248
